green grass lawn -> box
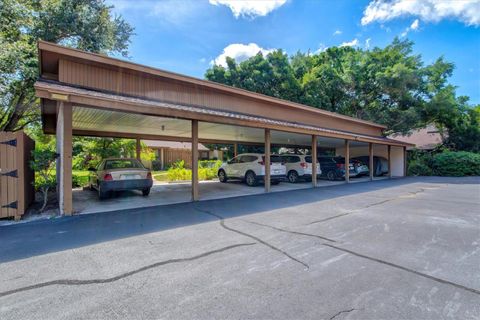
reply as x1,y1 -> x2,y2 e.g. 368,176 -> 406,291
73,170 -> 90,187
152,171 -> 168,182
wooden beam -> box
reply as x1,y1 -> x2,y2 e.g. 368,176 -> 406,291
233,142 -> 238,158
191,120 -> 199,201
403,146 -> 407,177
35,86 -> 411,147
388,145 -> 392,178
73,129 -> 192,142
136,138 -> 141,160
345,139 -> 350,183
311,135 -> 317,187
72,129 -> 311,149
369,143 -> 374,181
264,129 -> 271,193
57,102 -> 73,215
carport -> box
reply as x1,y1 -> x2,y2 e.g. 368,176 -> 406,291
34,41 -> 413,215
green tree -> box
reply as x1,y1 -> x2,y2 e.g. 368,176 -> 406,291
421,57 -> 480,152
205,50 -> 301,102
30,148 -> 57,211
205,38 -> 473,137
0,0 -> 134,131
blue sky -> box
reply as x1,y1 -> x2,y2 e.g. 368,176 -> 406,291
107,0 -> 480,104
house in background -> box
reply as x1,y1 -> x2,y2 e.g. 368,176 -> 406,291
142,140 -> 223,169
390,125 -> 442,151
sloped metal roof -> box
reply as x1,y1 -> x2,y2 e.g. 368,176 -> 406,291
35,80 -> 413,147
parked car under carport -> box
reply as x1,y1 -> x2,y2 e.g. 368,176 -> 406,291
352,156 -> 389,176
89,158 -> 153,199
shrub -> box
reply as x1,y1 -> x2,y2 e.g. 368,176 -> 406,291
72,171 -> 90,187
408,160 -> 433,176
432,151 -> 480,176
199,160 -> 223,169
166,159 -> 223,181
31,149 -> 57,212
151,160 -> 162,171
167,168 -> 192,181
407,149 -> 433,176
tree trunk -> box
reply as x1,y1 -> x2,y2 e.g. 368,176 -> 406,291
39,187 -> 49,212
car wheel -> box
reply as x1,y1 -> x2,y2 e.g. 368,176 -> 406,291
287,170 -> 299,183
245,171 -> 257,187
327,170 -> 336,181
98,187 -> 108,200
218,170 -> 228,183
142,188 -> 151,196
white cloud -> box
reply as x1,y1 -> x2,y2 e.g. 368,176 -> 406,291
365,38 -> 371,48
410,18 -> 419,30
401,19 -> 420,37
361,0 -> 480,26
212,43 -> 275,67
340,38 -> 359,47
209,0 -> 287,18
333,30 -> 342,36
315,43 -> 328,53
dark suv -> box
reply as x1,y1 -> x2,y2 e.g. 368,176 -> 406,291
317,156 -> 358,180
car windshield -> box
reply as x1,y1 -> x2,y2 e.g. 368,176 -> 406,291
104,159 -> 144,170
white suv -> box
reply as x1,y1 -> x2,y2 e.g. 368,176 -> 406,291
218,153 -> 287,187
280,154 -> 321,183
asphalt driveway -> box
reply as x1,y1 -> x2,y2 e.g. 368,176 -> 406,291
0,176 -> 479,319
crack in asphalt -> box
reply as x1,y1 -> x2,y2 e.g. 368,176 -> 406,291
248,218 -> 480,296
306,187 -> 433,226
306,197 -> 400,226
322,243 -> 480,296
244,220 -> 337,243
329,308 -> 356,320
0,242 -> 256,299
194,207 -> 310,270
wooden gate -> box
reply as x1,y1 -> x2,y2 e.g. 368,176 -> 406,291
0,131 -> 35,220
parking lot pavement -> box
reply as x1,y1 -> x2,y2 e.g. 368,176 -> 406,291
0,176 -> 479,319
72,177 -> 375,215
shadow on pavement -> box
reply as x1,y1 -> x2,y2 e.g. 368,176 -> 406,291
0,176 -> 478,263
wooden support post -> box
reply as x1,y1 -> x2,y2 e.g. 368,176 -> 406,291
191,120 -> 199,201
57,102 -> 73,215
345,139 -> 350,183
369,142 -> 374,181
136,138 -> 141,160
234,142 -> 238,158
264,129 -> 271,193
311,135 -> 317,187
388,145 -> 392,178
403,146 -> 407,177
160,148 -> 165,170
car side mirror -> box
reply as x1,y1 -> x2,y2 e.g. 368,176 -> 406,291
88,167 -> 97,172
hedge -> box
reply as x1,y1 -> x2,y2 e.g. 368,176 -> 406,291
431,151 -> 480,176
166,160 -> 222,181
408,150 -> 480,177
34,170 -> 91,191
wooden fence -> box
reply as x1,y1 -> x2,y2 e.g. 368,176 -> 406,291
0,131 -> 35,220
